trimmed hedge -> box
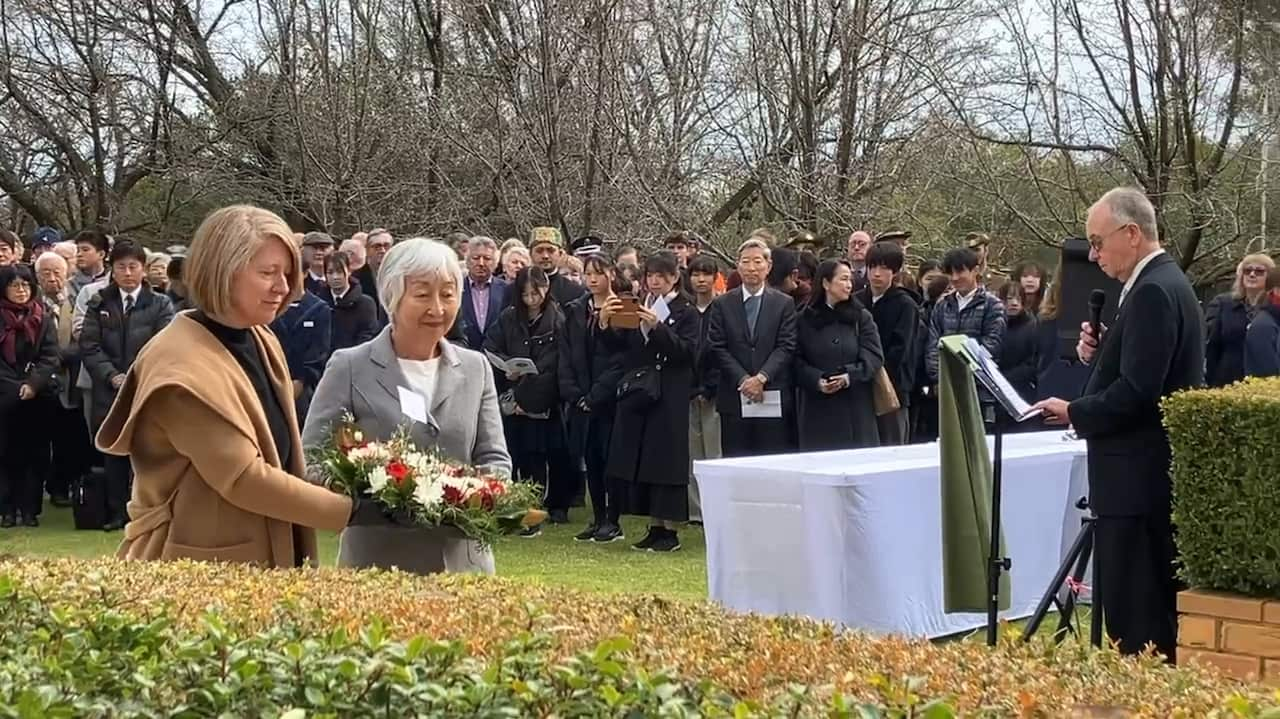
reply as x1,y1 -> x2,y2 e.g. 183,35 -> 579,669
0,559 -> 1276,717
1164,377 -> 1280,597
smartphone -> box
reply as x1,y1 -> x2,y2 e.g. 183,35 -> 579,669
613,295 -> 641,329
821,370 -> 843,382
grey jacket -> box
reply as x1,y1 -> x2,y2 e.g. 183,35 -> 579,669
302,326 -> 511,575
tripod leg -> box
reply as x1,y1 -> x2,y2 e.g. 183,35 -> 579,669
1054,524 -> 1094,642
1021,520 -> 1092,643
1090,524 -> 1104,648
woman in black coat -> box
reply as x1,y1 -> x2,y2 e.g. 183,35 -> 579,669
1205,255 -> 1274,387
0,265 -> 60,527
996,281 -> 1038,405
795,259 -> 884,451
324,252 -> 379,351
483,267 -> 566,535
600,251 -> 699,553
559,254 -> 625,543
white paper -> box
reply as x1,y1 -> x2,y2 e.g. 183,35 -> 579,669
397,385 -> 429,424
741,390 -> 783,418
651,296 -> 671,323
485,349 -> 539,378
962,337 -> 1041,421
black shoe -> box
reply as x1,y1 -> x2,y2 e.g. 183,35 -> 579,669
647,529 -> 681,553
49,495 -> 71,508
21,515 -> 38,528
548,509 -> 570,525
0,515 -> 14,528
574,524 -> 600,542
631,527 -> 659,551
520,523 -> 543,538
102,519 -> 125,532
592,523 -> 624,543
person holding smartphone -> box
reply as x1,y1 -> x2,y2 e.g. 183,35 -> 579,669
794,259 -> 884,450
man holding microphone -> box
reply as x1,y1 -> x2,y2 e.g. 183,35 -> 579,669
1033,187 -> 1203,661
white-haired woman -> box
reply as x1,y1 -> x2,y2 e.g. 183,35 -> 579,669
303,238 -> 512,575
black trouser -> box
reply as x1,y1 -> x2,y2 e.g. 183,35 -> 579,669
583,414 -> 618,526
1094,514 -> 1179,661
48,401 -> 91,500
719,414 -> 794,458
546,442 -> 581,512
103,454 -> 133,522
0,396 -> 53,518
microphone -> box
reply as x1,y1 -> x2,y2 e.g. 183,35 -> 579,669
1088,289 -> 1106,342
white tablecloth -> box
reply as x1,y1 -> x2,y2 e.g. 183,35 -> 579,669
694,431 -> 1088,638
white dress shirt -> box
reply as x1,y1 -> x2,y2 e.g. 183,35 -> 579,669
1118,248 -> 1165,308
955,286 -> 979,312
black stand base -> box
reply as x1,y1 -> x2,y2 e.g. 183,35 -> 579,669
1021,496 -> 1103,647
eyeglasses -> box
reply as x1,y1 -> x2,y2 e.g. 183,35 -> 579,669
1087,223 -> 1134,251
1243,266 -> 1269,277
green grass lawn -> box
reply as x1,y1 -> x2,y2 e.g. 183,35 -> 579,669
0,505 -> 709,601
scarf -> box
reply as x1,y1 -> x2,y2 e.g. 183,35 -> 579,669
0,298 -> 44,367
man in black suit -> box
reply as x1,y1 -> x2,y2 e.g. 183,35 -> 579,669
846,230 -> 871,294
460,236 -> 509,350
354,228 -> 393,326
1033,187 -> 1204,661
708,232 -> 798,457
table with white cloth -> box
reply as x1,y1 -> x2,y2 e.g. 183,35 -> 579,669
693,431 -> 1088,638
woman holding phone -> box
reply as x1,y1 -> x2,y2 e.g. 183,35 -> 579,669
795,259 -> 884,450
598,251 -> 699,553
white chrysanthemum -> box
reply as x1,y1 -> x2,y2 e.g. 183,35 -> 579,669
368,466 -> 390,493
413,479 -> 445,508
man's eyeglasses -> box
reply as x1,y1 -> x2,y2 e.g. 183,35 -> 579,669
1242,266 -> 1269,277
1087,222 -> 1134,251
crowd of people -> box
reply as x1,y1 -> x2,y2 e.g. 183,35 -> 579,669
0,217 -> 1277,554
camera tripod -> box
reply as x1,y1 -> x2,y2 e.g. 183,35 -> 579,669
1020,496 -> 1103,647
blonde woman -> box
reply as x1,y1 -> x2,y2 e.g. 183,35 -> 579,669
1205,253 -> 1276,387
97,205 -> 388,567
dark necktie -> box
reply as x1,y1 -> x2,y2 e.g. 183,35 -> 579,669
124,294 -> 135,314
744,294 -> 761,337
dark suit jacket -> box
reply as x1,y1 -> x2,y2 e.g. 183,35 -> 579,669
1068,252 -> 1204,517
351,263 -> 386,327
707,286 -> 798,418
461,276 -> 510,350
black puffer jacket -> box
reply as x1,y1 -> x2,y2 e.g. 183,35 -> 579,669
998,310 -> 1038,400
79,285 -> 175,428
484,303 -> 564,415
330,282 -> 379,352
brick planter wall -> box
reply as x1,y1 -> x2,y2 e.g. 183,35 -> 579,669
1178,589 -> 1280,683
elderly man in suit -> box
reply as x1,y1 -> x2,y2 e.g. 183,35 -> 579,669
460,235 -> 509,350
708,232 -> 799,457
35,252 -> 87,507
1033,187 -> 1204,661
303,237 -> 511,575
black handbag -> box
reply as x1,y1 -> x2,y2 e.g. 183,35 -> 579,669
71,469 -> 107,531
616,363 -> 662,413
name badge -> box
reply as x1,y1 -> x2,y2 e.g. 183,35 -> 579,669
303,321 -> 314,328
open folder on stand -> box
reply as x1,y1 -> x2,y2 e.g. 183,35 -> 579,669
940,336 -> 1042,423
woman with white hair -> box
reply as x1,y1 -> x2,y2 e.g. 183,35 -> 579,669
303,238 -> 512,575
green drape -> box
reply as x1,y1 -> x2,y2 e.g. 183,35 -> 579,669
938,335 -> 1010,613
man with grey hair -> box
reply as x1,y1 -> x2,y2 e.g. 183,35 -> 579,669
339,238 -> 367,271
708,231 -> 799,457
358,229 -> 393,326
1033,186 -> 1203,661
35,251 -> 88,507
846,230 -> 872,293
460,235 -> 508,349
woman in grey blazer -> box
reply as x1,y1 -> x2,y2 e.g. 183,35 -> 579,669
303,238 -> 511,575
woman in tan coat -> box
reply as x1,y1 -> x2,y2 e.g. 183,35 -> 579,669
98,205 -> 387,567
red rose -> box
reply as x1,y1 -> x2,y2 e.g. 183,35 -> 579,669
386,461 -> 411,485
486,479 -> 507,496
442,485 -> 466,506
